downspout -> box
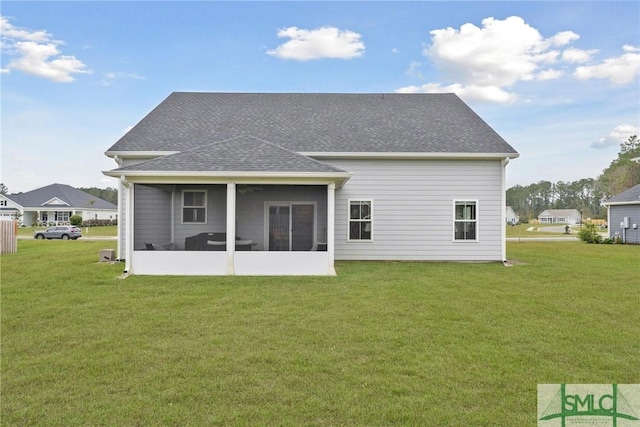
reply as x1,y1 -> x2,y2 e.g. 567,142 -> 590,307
116,179 -> 123,260
121,176 -> 133,274
606,205 -> 611,240
501,158 -> 509,264
113,155 -> 124,261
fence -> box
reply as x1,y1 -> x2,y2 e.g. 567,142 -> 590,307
1,220 -> 18,254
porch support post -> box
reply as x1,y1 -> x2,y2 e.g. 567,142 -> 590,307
501,158 -> 509,263
124,179 -> 133,273
327,183 -> 336,275
226,183 -> 236,275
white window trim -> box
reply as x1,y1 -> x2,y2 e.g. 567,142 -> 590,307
452,199 -> 479,242
347,199 -> 373,242
181,189 -> 208,224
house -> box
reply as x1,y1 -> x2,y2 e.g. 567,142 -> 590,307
0,195 -> 23,222
103,92 -> 519,276
3,183 -> 117,226
537,209 -> 581,225
602,184 -> 640,244
505,206 -> 519,225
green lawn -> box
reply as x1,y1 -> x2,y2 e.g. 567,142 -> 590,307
505,223 -> 582,237
2,240 -> 638,426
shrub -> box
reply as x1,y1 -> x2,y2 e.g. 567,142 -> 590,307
578,222 -> 603,244
69,215 -> 83,226
81,219 -> 117,227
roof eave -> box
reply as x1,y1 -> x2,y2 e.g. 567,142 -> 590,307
603,200 -> 640,206
105,150 -> 180,159
302,152 -> 520,160
102,170 -> 353,189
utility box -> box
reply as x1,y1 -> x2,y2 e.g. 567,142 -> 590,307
99,249 -> 115,262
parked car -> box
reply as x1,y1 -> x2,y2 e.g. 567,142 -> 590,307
34,226 -> 82,240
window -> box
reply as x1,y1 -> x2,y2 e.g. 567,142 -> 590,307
454,200 -> 477,241
349,200 -> 372,241
182,190 -> 207,223
55,211 -> 70,222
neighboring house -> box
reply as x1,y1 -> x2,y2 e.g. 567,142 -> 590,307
0,194 -> 23,221
104,92 -> 519,276
602,184 -> 640,244
537,209 -> 582,225
505,206 -> 519,225
4,183 -> 117,226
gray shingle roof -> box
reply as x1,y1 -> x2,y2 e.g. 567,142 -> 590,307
538,209 -> 581,217
603,184 -> 640,204
7,183 -> 117,209
106,92 -> 518,155
112,136 -> 349,174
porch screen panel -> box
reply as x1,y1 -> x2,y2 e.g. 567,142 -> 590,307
269,206 -> 290,251
291,204 -> 314,251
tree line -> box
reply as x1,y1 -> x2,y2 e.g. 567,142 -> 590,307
507,135 -> 640,221
78,187 -> 118,205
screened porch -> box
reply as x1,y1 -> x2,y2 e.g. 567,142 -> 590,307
127,182 -> 336,275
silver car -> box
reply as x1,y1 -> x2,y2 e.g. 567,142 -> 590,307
34,226 -> 82,240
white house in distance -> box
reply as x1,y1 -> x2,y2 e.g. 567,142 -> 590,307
505,206 -> 519,224
103,92 -> 519,276
2,183 -> 117,226
602,183 -> 640,244
537,209 -> 582,225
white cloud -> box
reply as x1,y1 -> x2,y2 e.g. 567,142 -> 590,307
424,17 -> 564,89
0,15 -> 90,82
561,47 -> 598,64
573,46 -> 640,85
0,16 -> 51,42
101,71 -> 145,86
591,124 -> 640,149
396,82 -> 517,103
399,16 -> 595,103
536,68 -> 564,80
267,26 -> 364,60
548,31 -> 580,47
405,61 -> 424,79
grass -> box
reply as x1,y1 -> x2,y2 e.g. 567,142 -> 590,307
505,223 -> 595,238
2,240 -> 638,426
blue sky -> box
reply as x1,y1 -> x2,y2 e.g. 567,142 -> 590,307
2,1 -> 639,193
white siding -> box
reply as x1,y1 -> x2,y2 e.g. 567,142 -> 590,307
327,159 -> 504,261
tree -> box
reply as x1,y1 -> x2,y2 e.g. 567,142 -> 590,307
78,187 -> 118,205
597,135 -> 640,198
0,183 -> 8,195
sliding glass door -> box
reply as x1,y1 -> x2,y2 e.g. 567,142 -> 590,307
268,203 -> 315,251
